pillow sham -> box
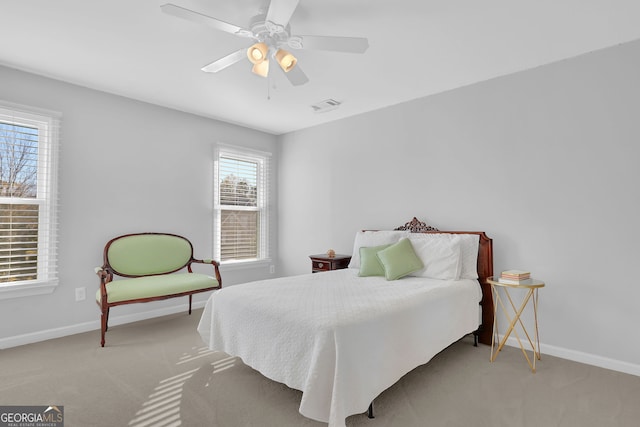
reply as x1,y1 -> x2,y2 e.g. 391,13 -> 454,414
358,244 -> 391,277
437,233 -> 479,279
348,230 -> 410,269
376,238 -> 424,281
408,233 -> 480,279
407,233 -> 462,280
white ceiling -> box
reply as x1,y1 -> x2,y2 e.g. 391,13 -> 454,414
2,0 -> 640,135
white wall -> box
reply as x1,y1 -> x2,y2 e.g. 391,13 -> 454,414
0,64 -> 278,346
278,40 -> 640,373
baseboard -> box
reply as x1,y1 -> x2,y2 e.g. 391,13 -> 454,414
501,336 -> 640,377
0,300 -> 208,349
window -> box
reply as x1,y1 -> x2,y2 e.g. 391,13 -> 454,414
0,102 -> 59,299
214,144 -> 270,264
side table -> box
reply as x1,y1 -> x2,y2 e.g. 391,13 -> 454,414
488,277 -> 545,372
309,254 -> 351,273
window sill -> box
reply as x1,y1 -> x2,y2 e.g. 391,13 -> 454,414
219,259 -> 272,272
0,280 -> 58,300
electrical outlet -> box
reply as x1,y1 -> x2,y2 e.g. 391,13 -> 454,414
75,287 -> 86,302
269,265 -> 275,274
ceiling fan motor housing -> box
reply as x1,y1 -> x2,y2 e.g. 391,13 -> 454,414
248,14 -> 299,50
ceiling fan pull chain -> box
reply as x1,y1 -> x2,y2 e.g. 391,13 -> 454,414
267,73 -> 271,100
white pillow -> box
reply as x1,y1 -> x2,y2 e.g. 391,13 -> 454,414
348,230 -> 410,269
408,234 -> 462,280
432,233 -> 479,279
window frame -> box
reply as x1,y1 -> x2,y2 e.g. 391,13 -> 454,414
0,101 -> 60,300
213,144 -> 271,268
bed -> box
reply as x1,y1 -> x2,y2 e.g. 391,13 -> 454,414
197,218 -> 494,427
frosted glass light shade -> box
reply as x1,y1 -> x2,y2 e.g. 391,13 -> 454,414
275,49 -> 297,72
252,59 -> 269,77
247,43 -> 268,64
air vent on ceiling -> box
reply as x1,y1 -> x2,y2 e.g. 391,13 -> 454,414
311,99 -> 341,113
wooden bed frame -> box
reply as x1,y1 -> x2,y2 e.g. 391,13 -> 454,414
394,217 -> 494,345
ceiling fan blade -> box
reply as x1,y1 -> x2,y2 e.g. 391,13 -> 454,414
282,64 -> 309,86
161,3 -> 251,37
295,35 -> 369,54
201,48 -> 247,73
266,0 -> 300,27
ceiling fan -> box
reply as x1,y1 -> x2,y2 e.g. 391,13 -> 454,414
161,0 -> 369,86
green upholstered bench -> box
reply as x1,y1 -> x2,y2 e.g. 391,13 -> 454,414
95,232 -> 222,347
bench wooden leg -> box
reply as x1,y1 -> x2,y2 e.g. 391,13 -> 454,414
100,309 -> 108,347
188,294 -> 193,315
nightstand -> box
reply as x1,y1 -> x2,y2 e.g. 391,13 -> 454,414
309,254 -> 351,273
488,277 -> 545,372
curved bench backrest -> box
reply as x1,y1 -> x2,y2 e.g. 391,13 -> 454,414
105,233 -> 193,277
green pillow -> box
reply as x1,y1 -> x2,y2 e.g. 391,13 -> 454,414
376,238 -> 424,281
358,244 -> 391,277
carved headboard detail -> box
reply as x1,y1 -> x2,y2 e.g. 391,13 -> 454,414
394,217 -> 494,345
394,217 -> 439,232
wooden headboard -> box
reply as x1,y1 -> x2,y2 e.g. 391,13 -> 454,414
395,217 -> 494,345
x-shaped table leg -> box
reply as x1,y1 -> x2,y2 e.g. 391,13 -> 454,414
490,285 -> 541,372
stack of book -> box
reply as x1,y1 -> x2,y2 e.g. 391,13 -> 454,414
498,269 -> 532,284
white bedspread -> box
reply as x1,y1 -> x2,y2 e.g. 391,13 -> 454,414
197,269 -> 481,427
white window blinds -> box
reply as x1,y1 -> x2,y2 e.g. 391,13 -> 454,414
0,102 -> 59,291
214,145 -> 270,263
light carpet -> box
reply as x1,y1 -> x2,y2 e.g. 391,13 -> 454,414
1,308 -> 639,426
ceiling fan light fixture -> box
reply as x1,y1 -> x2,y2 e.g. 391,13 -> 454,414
162,2 -> 368,87
275,49 -> 297,72
252,59 -> 269,77
247,42 -> 268,64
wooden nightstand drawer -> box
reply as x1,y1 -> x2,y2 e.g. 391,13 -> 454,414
309,254 -> 352,273
312,260 -> 331,271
